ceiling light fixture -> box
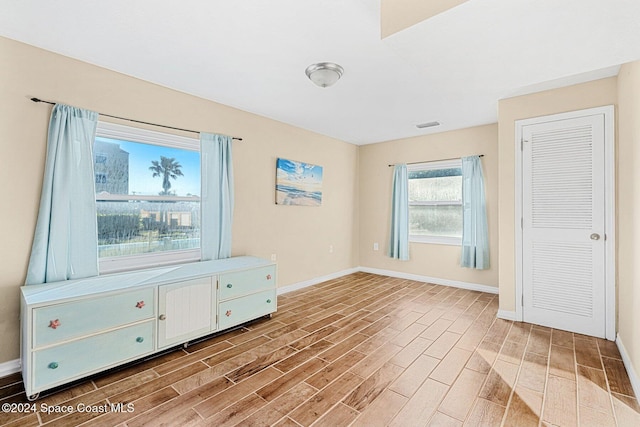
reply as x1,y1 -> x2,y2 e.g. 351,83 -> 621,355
305,62 -> 344,88
416,121 -> 440,129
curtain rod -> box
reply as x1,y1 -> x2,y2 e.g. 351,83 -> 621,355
388,154 -> 483,167
30,97 -> 243,141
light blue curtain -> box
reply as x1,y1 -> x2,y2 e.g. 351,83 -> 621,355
388,164 -> 409,260
26,104 -> 99,284
200,133 -> 234,260
461,156 -> 489,269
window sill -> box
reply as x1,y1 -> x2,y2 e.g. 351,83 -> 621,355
99,249 -> 201,275
409,235 -> 461,246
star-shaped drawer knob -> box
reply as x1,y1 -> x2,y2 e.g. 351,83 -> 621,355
136,301 -> 145,309
48,319 -> 61,329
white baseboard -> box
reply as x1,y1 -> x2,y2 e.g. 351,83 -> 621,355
277,266 -> 499,297
497,310 -> 517,321
277,267 -> 360,295
616,334 -> 640,400
0,359 -> 20,378
358,266 -> 499,295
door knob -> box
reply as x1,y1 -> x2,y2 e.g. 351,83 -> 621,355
590,233 -> 600,241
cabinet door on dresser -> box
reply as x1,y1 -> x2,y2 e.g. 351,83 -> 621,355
157,277 -> 216,349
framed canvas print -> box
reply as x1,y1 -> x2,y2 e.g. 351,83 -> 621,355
276,158 -> 323,206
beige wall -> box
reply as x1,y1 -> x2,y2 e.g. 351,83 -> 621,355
497,78 -> 618,312
617,61 -> 640,383
0,37 -> 359,364
358,124 -> 499,287
380,0 -> 469,38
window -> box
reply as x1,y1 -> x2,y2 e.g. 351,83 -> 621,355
94,122 -> 201,273
408,159 -> 462,245
95,153 -> 108,164
95,173 -> 108,184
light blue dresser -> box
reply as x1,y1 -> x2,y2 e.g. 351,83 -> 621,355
20,256 -> 277,400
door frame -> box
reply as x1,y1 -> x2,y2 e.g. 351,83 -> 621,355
515,105 -> 616,340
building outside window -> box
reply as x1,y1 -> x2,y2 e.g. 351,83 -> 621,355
94,142 -> 128,194
408,159 -> 462,245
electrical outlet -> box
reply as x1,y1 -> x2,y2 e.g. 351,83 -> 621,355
329,245 -> 334,253
373,242 -> 379,251
271,253 -> 277,261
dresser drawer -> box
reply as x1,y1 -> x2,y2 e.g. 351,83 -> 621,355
219,265 -> 276,300
33,288 -> 154,348
219,289 -> 277,330
32,321 -> 154,392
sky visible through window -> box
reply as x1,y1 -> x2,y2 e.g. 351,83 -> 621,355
96,137 -> 200,196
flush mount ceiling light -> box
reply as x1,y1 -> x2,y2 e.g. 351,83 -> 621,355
416,121 -> 441,129
305,62 -> 344,88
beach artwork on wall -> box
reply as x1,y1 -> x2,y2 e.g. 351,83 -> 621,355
276,158 -> 323,206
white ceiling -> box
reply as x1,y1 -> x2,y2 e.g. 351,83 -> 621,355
2,0 -> 640,145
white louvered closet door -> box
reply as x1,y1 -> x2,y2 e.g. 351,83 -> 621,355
522,113 -> 605,338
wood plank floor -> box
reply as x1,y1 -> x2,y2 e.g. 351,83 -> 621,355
1,272 -> 639,426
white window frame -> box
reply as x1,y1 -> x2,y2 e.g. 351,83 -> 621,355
407,159 -> 463,246
95,121 -> 201,274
